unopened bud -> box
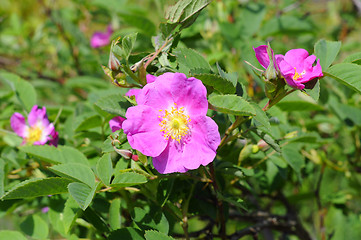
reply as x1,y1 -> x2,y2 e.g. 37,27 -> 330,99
108,51 -> 121,71
114,149 -> 132,159
257,140 -> 269,150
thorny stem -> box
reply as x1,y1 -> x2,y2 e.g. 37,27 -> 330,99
209,162 -> 226,240
219,116 -> 248,148
262,89 -> 296,111
143,36 -> 173,70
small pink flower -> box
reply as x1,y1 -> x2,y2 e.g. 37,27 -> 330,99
109,116 -> 125,132
277,49 -> 323,90
90,26 -> 113,48
10,105 -> 58,146
122,73 -> 221,174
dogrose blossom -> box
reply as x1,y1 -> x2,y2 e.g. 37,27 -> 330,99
90,26 -> 113,48
109,116 -> 125,132
254,45 -> 323,90
10,105 -> 58,146
122,73 -> 221,174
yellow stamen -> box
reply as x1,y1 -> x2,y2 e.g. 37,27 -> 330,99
26,126 -> 43,144
293,68 -> 306,81
159,103 -> 190,142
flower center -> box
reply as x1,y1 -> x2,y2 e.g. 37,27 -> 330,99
293,68 -> 306,81
159,103 -> 191,142
26,126 -> 43,144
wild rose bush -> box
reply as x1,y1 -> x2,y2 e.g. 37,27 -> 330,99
1,1 -> 361,239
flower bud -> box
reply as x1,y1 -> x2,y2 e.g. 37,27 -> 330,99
114,149 -> 133,159
108,51 -> 121,71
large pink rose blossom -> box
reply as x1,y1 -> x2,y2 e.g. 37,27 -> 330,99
277,49 -> 323,90
109,116 -> 125,132
122,73 -> 221,174
90,26 -> 113,48
10,105 -> 58,146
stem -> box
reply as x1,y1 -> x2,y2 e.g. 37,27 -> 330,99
219,116 -> 247,148
263,89 -> 296,111
181,184 -> 195,240
209,163 -> 226,240
315,164 -> 326,240
144,37 -> 173,70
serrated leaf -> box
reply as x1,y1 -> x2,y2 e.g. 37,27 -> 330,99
122,33 -> 138,60
145,230 -> 175,240
282,143 -> 304,173
0,231 -> 27,240
109,227 -> 144,240
208,95 -> 256,116
0,72 -> 37,112
251,103 -> 270,131
132,205 -> 169,233
96,153 -> 113,186
49,163 -> 95,188
68,182 -> 98,210
174,48 -> 211,73
166,0 -> 210,24
20,145 -> 89,166
2,178 -> 73,200
95,93 -> 131,117
216,63 -> 237,87
325,63 -> 361,94
194,73 -> 236,94
343,52 -> 361,65
63,197 -> 81,234
20,214 -> 49,239
314,39 -> 341,70
111,172 -> 147,187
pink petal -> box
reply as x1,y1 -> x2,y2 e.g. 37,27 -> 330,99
28,106 -> 49,127
122,105 -> 167,157
10,113 -> 28,138
169,73 -> 208,118
125,89 -> 141,100
49,130 -> 59,147
146,74 -> 156,84
109,116 -> 125,132
153,116 -> 220,174
284,49 -> 309,71
90,31 -> 112,48
136,73 -> 174,110
253,45 -> 270,69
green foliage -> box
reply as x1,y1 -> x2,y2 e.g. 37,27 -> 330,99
1,0 -> 361,239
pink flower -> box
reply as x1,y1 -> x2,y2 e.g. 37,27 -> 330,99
122,73 -> 221,174
277,49 -> 323,90
90,26 -> 113,48
109,116 -> 125,132
10,105 -> 58,146
125,74 -> 157,101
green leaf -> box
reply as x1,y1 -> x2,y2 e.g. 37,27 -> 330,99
109,198 -> 122,231
111,172 -> 148,187
68,182 -> 98,210
277,91 -> 323,111
2,178 -> 73,200
0,231 -> 27,240
20,214 -> 49,239
0,159 -> 4,197
109,227 -> 144,240
74,113 -> 102,132
282,143 -> 304,173
20,145 -> 89,166
314,39 -> 341,70
0,72 -> 37,112
145,230 -> 175,240
49,163 -> 96,188
216,63 -> 238,87
122,33 -> 138,60
96,153 -> 113,186
325,63 -> 361,94
208,95 -> 256,116
95,93 -> 131,117
63,197 -> 81,234
251,103 -> 270,131
174,48 -> 211,73
166,0 -> 210,24
306,80 -> 320,102
132,205 -> 169,233
343,52 -> 361,65
194,73 -> 236,94
260,15 -> 313,37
